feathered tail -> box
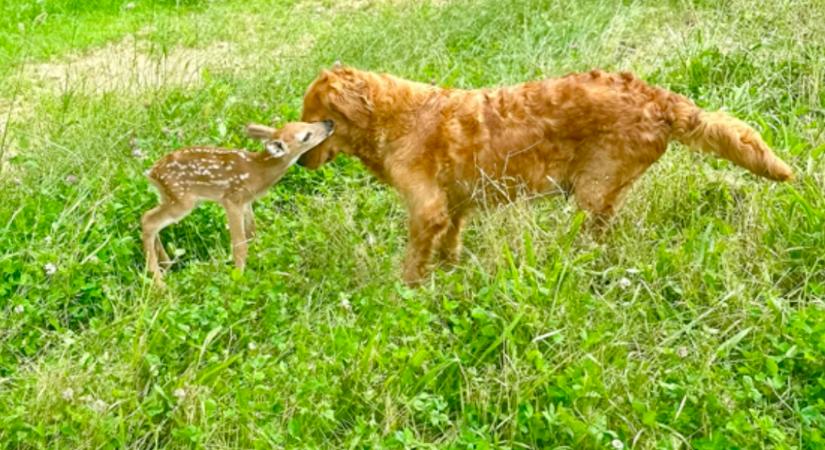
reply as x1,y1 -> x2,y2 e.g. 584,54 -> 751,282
667,94 -> 793,181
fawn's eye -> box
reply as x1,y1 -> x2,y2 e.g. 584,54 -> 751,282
301,132 -> 312,143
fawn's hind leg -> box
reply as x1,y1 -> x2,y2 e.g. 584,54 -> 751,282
141,198 -> 195,285
155,236 -> 171,267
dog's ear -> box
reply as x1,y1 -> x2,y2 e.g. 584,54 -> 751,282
328,80 -> 373,128
318,69 -> 333,83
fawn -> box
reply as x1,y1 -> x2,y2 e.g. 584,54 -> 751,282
141,120 -> 334,286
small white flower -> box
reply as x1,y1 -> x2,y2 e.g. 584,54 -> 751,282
65,174 -> 78,184
247,341 -> 257,351
44,236 -> 52,245
611,439 -> 624,450
340,297 -> 352,311
677,346 -> 689,358
124,2 -> 136,10
13,305 -> 24,314
44,262 -> 57,276
173,388 -> 186,401
131,148 -> 144,159
365,233 -> 376,246
617,277 -> 631,289
61,388 -> 74,401
90,399 -> 108,413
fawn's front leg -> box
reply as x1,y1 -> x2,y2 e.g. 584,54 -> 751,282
223,201 -> 248,270
244,204 -> 256,240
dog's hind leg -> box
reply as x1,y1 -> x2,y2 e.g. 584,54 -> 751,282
572,156 -> 653,233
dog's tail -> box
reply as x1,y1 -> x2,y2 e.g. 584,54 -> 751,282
667,94 -> 793,181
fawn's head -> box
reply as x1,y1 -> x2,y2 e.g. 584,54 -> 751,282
246,120 -> 335,162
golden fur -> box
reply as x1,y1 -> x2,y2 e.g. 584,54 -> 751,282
299,66 -> 794,285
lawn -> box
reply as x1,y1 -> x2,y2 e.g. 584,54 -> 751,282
1,0 -> 824,448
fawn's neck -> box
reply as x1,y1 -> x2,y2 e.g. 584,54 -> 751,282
250,151 -> 295,185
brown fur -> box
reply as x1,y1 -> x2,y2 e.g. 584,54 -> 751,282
299,66 -> 794,285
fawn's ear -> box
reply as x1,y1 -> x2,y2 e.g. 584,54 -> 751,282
265,140 -> 287,158
246,124 -> 277,140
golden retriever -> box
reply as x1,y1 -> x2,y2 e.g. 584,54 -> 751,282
299,65 -> 794,285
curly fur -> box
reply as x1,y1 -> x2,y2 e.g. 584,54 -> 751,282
299,66 -> 794,284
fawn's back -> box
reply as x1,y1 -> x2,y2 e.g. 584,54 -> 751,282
147,147 -> 284,203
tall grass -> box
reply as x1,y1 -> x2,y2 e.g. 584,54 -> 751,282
1,0 -> 824,448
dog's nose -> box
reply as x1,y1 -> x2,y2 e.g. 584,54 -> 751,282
323,120 -> 334,132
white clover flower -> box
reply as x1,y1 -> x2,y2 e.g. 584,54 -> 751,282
91,399 -> 108,413
340,297 -> 352,311
65,174 -> 78,184
677,346 -> 689,358
247,341 -> 257,351
61,388 -> 74,401
13,305 -> 24,314
125,2 -> 136,10
611,439 -> 624,450
617,277 -> 631,289
44,262 -> 57,276
131,148 -> 145,159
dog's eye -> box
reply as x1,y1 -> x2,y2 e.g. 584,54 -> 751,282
301,132 -> 312,143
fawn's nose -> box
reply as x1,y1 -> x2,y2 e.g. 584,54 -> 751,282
323,120 -> 334,132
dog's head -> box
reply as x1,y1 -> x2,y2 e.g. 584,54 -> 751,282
298,65 -> 374,169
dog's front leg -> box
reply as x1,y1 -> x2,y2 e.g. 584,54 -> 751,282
400,185 -> 450,286
436,204 -> 470,265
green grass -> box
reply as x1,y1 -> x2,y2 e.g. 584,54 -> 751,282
1,0 -> 824,448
